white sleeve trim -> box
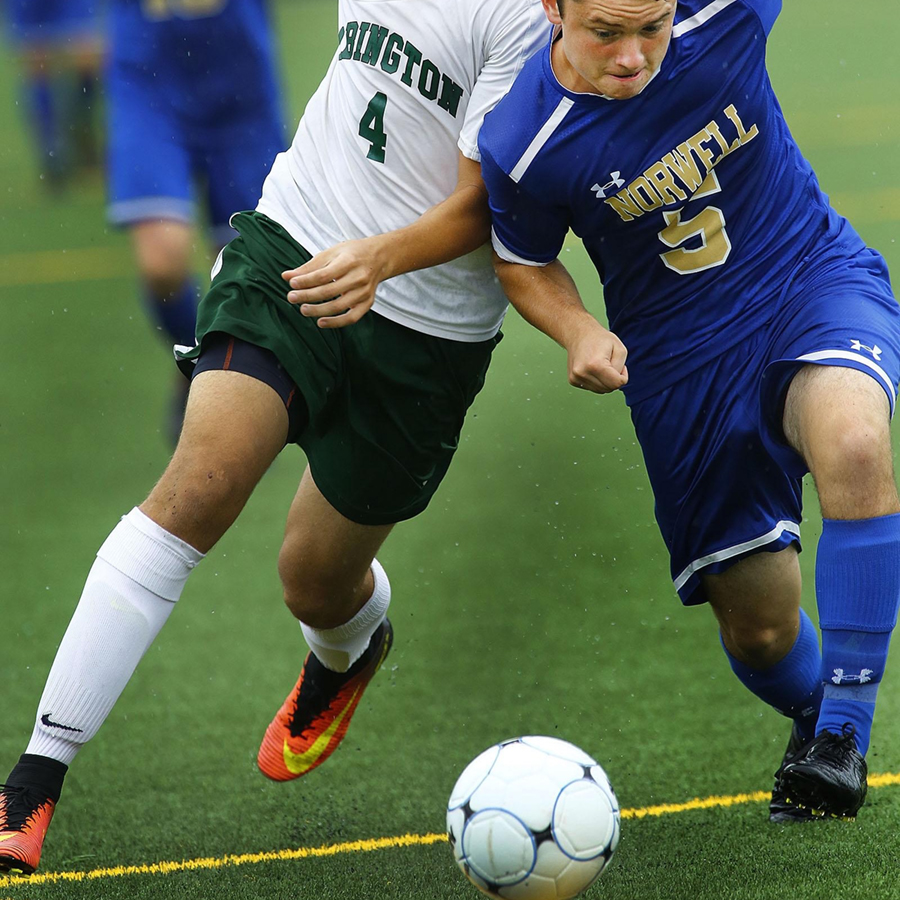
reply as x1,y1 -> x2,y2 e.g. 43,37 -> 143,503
491,228 -> 551,266
509,97 -> 574,183
673,0 -> 740,37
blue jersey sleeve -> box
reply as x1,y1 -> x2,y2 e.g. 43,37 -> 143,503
742,0 -> 781,35
480,145 -> 570,266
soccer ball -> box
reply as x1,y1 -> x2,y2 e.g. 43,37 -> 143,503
446,736 -> 620,900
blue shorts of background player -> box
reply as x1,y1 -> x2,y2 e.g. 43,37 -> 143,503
636,247 -> 900,605
106,58 -> 285,251
104,55 -> 286,443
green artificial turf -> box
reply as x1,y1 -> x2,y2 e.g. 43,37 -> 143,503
1,2 -> 899,898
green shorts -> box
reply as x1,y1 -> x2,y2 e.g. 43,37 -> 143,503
179,211 -> 501,526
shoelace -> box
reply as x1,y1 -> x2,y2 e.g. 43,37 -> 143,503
810,723 -> 860,764
0,784 -> 48,832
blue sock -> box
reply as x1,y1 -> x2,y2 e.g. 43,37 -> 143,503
144,280 -> 199,347
722,608 -> 822,740
816,514 -> 900,755
24,76 -> 57,161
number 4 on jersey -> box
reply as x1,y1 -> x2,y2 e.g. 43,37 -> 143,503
359,92 -> 388,163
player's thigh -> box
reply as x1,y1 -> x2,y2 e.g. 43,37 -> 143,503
631,338 -> 803,606
279,467 -> 394,603
782,364 -> 896,516
142,368 -> 289,553
703,545 -> 802,658
757,254 -> 900,516
106,62 -> 194,228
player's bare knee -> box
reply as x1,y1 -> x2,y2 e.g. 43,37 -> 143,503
808,428 -> 896,511
280,579 -> 354,628
722,620 -> 792,669
142,455 -> 257,550
278,551 -> 360,626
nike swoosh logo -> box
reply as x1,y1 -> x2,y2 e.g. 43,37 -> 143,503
283,685 -> 361,776
41,714 -> 84,733
0,833 -> 18,842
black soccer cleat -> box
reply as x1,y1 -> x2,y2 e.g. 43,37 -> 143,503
779,724 -> 867,819
770,722 -> 820,823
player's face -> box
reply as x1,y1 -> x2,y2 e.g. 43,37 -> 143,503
546,0 -> 676,99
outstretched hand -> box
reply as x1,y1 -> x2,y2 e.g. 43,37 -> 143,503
282,237 -> 389,328
566,322 -> 629,394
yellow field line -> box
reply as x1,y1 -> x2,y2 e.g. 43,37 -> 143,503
2,772 -> 899,892
0,247 -> 133,287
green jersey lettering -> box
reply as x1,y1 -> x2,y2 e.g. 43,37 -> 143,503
352,22 -> 371,61
361,25 -> 389,66
400,41 -> 422,87
341,22 -> 464,120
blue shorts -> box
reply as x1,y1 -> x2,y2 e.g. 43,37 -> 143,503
5,0 -> 100,44
105,59 -> 285,241
631,247 -> 900,604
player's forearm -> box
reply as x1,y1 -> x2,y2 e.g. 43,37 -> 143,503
494,257 -> 596,347
373,179 -> 491,280
495,255 -> 628,394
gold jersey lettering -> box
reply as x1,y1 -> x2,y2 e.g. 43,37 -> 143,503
684,129 -> 717,177
724,104 -> 759,145
605,188 -> 645,223
705,119 -> 740,162
664,146 -> 704,193
644,161 -> 688,205
603,104 -> 760,223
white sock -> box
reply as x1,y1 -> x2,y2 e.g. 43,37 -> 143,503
26,508 -> 204,765
300,558 -> 391,673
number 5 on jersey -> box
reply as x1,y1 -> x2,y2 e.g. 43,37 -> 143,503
359,93 -> 388,164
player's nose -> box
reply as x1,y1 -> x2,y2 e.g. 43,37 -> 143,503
614,36 -> 645,71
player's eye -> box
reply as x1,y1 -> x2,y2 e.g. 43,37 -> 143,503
595,30 -> 617,40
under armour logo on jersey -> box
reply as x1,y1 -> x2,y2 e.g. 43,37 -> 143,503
832,667 -> 874,685
591,172 -> 625,199
850,339 -> 882,360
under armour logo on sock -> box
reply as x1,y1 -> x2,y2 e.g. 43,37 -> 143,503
831,668 -> 875,685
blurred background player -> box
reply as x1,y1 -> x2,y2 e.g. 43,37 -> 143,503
105,0 -> 287,441
2,0 -> 104,190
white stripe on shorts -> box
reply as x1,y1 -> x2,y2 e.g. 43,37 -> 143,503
674,520 -> 801,593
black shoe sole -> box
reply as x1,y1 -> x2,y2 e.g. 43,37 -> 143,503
782,772 -> 864,819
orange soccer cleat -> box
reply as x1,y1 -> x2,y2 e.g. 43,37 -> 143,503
0,784 -> 56,875
258,619 -> 393,781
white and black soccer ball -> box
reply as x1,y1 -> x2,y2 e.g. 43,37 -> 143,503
447,736 -> 620,900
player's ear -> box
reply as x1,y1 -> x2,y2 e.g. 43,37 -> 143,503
541,0 -> 563,26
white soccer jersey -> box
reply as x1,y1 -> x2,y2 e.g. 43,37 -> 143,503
257,0 -> 548,342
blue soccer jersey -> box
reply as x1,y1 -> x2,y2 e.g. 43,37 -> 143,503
479,0 -> 872,405
108,0 -> 281,122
